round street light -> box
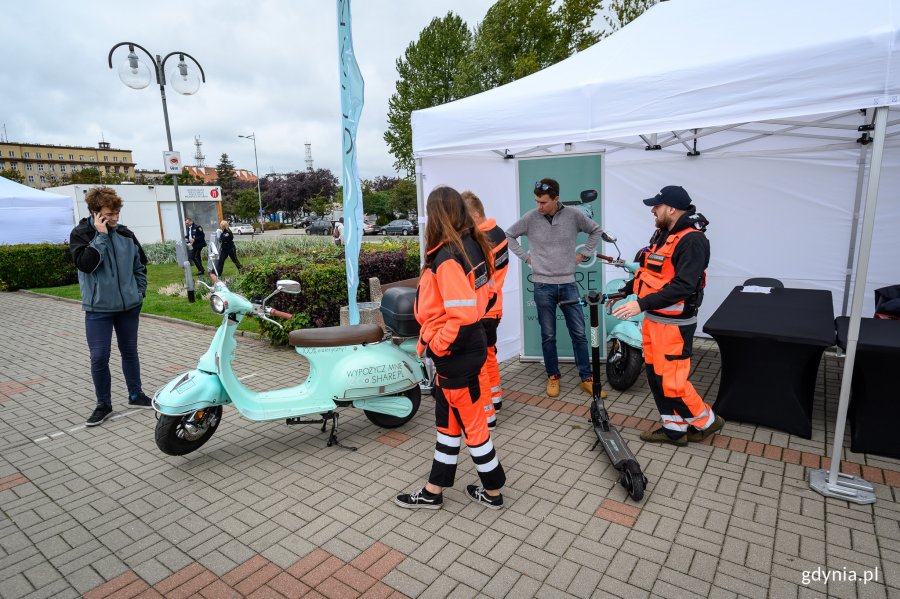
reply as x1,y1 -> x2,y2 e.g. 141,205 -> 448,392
108,41 -> 207,301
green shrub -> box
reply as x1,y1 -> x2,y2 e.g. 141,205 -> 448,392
0,244 -> 77,291
238,242 -> 420,344
259,222 -> 288,231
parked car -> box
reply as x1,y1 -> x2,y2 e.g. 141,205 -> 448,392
232,223 -> 255,235
292,215 -> 315,229
362,221 -> 381,235
381,219 -> 418,236
306,218 -> 333,235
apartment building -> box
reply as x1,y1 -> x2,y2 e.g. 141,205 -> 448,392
0,141 -> 135,189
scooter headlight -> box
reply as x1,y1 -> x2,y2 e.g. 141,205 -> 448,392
209,293 -> 228,314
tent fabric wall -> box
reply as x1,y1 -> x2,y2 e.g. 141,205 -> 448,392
0,176 -> 73,245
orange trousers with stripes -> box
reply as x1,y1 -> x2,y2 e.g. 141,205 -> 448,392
642,318 -> 713,433
429,370 -> 506,490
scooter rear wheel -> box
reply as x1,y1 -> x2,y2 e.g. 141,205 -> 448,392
606,340 -> 644,391
364,386 -> 421,428
155,406 -> 222,456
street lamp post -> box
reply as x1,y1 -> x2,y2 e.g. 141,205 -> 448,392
238,133 -> 264,232
108,42 -> 206,302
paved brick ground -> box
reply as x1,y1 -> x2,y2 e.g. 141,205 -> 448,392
1,291 -> 898,598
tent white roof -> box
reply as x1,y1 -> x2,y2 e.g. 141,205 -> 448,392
0,176 -> 74,245
413,0 -> 900,157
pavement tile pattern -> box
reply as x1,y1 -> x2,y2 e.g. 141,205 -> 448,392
1,291 -> 898,598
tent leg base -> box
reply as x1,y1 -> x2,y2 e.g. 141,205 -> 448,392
809,469 -> 876,504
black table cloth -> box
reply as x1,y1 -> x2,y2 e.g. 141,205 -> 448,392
703,287 -> 835,438
836,317 -> 900,458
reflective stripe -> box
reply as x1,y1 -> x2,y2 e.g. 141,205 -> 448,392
490,385 -> 502,393
661,414 -> 689,432
433,450 -> 458,465
646,313 -> 698,326
475,456 -> 500,473
685,408 -> 710,424
437,432 -> 461,447
444,299 -> 477,308
468,439 -> 495,458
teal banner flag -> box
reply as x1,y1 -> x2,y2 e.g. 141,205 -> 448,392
337,0 -> 365,324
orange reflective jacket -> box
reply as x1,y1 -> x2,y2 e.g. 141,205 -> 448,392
415,233 -> 490,358
635,227 -> 705,320
479,218 -> 508,320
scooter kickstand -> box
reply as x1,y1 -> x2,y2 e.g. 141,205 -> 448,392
326,412 -> 357,451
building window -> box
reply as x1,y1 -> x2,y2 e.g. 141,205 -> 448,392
10,162 -> 16,169
58,154 -> 64,160
37,164 -> 44,171
26,164 -> 33,171
124,167 -> 129,174
0,163 -> 4,169
36,152 -> 42,159
79,155 -> 84,160
103,155 -> 109,161
60,165 -> 66,172
51,176 -> 57,181
39,176 -> 46,183
69,154 -> 74,160
24,152 -> 31,158
49,164 -> 56,171
72,165 -> 79,172
90,157 -> 95,161
105,166 -> 111,173
27,175 -> 34,182
7,151 -> 13,157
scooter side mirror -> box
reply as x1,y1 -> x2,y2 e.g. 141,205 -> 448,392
277,280 -> 301,294
601,231 -> 617,243
580,189 -> 598,203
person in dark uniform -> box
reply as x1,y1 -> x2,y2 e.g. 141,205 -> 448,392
214,220 -> 242,275
184,217 -> 206,276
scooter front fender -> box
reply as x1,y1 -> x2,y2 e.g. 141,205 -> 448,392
607,321 -> 643,352
153,369 -> 231,416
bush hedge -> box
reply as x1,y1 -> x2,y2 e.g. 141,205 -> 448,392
142,237 -> 340,265
238,241 -> 420,344
0,244 -> 77,291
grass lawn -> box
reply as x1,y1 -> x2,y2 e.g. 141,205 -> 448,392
31,258 -> 265,333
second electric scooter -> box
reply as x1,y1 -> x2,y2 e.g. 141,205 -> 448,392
562,291 -> 649,501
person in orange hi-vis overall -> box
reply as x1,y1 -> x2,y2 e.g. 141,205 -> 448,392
395,186 -> 507,510
462,191 -> 509,429
612,186 -> 725,446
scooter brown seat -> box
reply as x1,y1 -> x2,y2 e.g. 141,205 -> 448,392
288,324 -> 384,348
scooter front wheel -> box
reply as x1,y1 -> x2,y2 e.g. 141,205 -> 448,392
364,386 -> 421,428
155,406 -> 222,456
606,340 -> 644,391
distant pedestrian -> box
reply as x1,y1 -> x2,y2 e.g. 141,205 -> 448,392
214,220 -> 242,275
69,186 -> 153,427
184,217 -> 206,276
333,217 -> 345,246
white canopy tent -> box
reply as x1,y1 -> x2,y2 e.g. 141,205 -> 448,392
411,0 -> 900,502
0,176 -> 74,245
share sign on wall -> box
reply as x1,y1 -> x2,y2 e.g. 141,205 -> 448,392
163,151 -> 182,174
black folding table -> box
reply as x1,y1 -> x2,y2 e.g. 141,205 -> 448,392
703,287 -> 835,438
835,317 -> 900,458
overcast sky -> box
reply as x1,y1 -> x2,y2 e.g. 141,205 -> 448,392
0,1 -> 494,181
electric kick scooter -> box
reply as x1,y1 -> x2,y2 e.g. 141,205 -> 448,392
562,291 -> 649,501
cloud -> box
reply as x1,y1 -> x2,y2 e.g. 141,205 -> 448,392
1,0 -> 491,180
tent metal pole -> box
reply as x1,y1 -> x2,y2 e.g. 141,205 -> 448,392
809,105 -> 888,505
840,110 -> 875,318
415,157 -> 425,266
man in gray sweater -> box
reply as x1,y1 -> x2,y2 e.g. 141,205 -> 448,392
506,178 -> 607,398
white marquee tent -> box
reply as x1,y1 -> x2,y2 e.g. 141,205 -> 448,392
0,176 -> 74,245
411,0 -> 900,501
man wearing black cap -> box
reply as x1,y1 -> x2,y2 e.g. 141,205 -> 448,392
612,185 -> 724,446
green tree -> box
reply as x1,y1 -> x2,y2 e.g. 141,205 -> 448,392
0,168 -> 24,183
233,188 -> 261,222
69,168 -> 102,184
384,12 -> 473,176
160,169 -> 203,186
452,0 -> 602,97
215,153 -> 238,204
390,179 -> 418,218
308,194 -> 332,218
601,0 -> 658,37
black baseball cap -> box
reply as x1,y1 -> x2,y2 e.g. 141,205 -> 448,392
643,186 -> 692,210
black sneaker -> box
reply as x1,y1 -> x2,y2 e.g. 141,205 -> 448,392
639,427 -> 688,447
394,488 -> 443,510
465,484 -> 504,510
127,392 -> 153,409
686,415 -> 725,442
86,405 -> 113,427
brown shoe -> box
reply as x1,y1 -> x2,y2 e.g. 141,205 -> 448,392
579,379 -> 608,398
686,415 -> 725,442
546,375 -> 560,397
640,427 -> 688,447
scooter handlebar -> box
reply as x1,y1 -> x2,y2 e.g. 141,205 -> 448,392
268,308 -> 293,320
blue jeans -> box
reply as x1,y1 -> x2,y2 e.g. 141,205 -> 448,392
534,282 -> 592,380
85,305 -> 143,407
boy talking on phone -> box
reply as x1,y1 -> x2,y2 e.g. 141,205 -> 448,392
69,186 -> 152,427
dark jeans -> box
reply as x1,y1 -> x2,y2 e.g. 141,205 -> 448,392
215,245 -> 242,275
533,282 -> 591,380
189,246 -> 205,273
85,304 -> 143,407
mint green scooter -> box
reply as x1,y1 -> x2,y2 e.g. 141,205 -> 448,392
152,279 -> 424,456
